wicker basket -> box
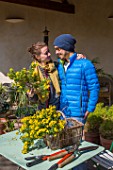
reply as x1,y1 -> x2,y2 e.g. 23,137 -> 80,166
46,111 -> 84,150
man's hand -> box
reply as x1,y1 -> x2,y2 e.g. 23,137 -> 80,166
77,54 -> 86,60
84,111 -> 90,120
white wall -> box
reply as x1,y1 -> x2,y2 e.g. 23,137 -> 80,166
0,0 -> 113,76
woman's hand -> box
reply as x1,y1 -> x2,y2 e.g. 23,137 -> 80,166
27,88 -> 34,98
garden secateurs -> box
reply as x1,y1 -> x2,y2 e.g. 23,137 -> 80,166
25,145 -> 99,169
48,145 -> 99,170
25,144 -> 78,167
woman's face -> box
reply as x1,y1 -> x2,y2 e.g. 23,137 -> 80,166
35,46 -> 51,63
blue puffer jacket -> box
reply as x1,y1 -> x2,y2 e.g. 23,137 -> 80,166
57,53 -> 100,117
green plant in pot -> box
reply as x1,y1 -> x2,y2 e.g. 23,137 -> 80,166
99,119 -> 113,140
84,103 -> 105,144
0,83 -> 11,116
99,105 -> 113,150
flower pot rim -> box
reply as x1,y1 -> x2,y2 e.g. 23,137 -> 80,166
0,117 -> 7,123
100,135 -> 113,141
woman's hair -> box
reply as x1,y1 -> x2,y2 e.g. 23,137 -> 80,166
28,42 -> 46,58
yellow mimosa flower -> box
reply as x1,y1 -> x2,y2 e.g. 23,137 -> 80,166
19,105 -> 66,154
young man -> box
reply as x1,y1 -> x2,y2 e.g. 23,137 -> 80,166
53,34 -> 100,124
53,34 -> 100,170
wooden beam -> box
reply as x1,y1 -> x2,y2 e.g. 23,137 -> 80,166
0,0 -> 75,14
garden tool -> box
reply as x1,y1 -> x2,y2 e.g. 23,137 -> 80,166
48,145 -> 99,170
25,144 -> 78,167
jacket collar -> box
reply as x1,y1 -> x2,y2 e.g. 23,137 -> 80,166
69,52 -> 77,64
59,52 -> 77,65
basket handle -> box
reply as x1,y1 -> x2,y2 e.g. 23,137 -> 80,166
56,110 -> 67,124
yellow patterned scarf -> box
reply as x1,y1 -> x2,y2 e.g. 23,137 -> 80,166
34,61 -> 60,96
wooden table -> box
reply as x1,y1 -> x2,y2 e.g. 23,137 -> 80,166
0,130 -> 104,170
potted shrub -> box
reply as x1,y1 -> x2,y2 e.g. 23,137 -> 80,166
0,83 -> 14,134
0,83 -> 10,116
84,103 -> 105,144
99,105 -> 113,149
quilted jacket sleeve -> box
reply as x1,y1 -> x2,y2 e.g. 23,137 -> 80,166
83,59 -> 100,112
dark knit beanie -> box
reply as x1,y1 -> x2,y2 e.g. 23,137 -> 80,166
53,34 -> 76,52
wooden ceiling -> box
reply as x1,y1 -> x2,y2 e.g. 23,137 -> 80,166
0,0 -> 75,13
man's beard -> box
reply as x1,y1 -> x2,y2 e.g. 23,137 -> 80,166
57,51 -> 69,60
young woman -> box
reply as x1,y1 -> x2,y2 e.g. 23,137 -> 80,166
27,42 -> 60,110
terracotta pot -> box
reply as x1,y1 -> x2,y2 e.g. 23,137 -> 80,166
100,135 -> 112,150
0,118 -> 7,135
0,123 -> 5,135
0,118 -> 7,123
84,131 -> 100,144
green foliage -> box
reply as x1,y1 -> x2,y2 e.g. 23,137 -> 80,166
7,64 -> 50,98
0,83 -> 10,113
7,64 -> 50,107
6,62 -> 50,117
15,104 -> 37,118
99,104 -> 113,139
5,119 -> 16,132
92,57 -> 113,79
105,105 -> 113,119
85,102 -> 113,140
92,102 -> 109,120
85,102 -> 113,135
99,119 -> 113,140
85,114 -> 103,133
84,103 -> 106,133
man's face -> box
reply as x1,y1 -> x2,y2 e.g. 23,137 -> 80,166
54,46 -> 67,60
35,46 -> 51,63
